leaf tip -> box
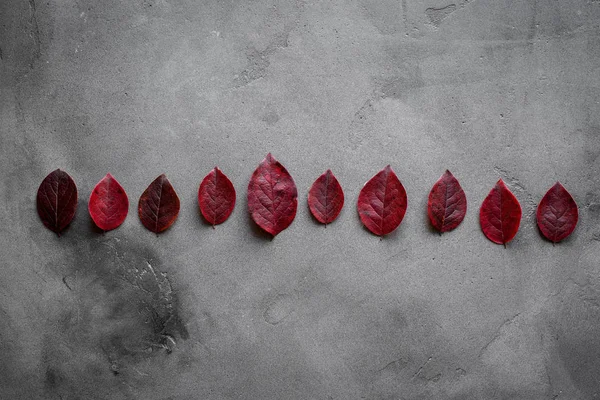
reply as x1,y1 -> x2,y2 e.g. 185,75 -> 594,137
495,179 -> 509,191
554,181 -> 564,189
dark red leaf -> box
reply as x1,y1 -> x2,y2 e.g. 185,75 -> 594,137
357,165 -> 407,236
247,153 -> 297,236
480,179 -> 522,245
138,174 -> 180,233
88,173 -> 129,231
36,169 -> 78,235
428,170 -> 467,233
198,167 -> 236,226
537,182 -> 578,243
308,169 -> 344,225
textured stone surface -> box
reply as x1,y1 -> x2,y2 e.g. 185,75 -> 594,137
1,0 -> 600,399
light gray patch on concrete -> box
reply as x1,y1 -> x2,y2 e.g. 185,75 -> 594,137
234,30 -> 292,88
426,4 -> 457,27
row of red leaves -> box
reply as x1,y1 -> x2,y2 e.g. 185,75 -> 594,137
37,154 -> 578,244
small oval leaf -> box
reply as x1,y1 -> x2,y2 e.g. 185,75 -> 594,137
36,169 -> 78,235
247,153 -> 298,236
198,167 -> 236,226
537,182 -> 578,243
480,179 -> 522,245
428,170 -> 467,233
88,173 -> 129,231
308,169 -> 344,225
357,165 -> 407,236
138,174 -> 180,233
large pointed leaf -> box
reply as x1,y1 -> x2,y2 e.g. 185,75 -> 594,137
36,169 -> 78,235
428,170 -> 467,233
480,179 -> 521,245
247,153 -> 297,236
357,165 -> 407,236
308,169 -> 344,225
88,173 -> 129,231
198,167 -> 236,226
138,174 -> 180,233
537,182 -> 578,243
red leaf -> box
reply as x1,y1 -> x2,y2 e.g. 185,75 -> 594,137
479,179 -> 522,245
308,169 -> 344,225
537,182 -> 578,243
36,169 -> 78,235
427,170 -> 467,233
138,174 -> 180,233
357,165 -> 407,236
88,173 -> 129,231
198,167 -> 236,226
247,153 -> 298,236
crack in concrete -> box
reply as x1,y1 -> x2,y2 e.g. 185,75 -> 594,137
27,0 -> 41,65
478,312 -> 521,359
376,357 -> 408,373
411,356 -> 434,380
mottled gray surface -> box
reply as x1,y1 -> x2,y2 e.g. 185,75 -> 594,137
1,0 -> 600,399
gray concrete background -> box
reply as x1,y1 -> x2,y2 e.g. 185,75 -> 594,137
1,0 -> 600,399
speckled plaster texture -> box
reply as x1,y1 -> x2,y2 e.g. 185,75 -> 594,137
1,0 -> 600,399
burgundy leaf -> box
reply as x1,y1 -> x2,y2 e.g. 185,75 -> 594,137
537,182 -> 578,243
480,179 -> 521,245
138,174 -> 180,233
198,167 -> 236,226
247,153 -> 297,236
36,169 -> 78,235
88,173 -> 129,231
308,169 -> 344,225
357,165 -> 407,236
428,170 -> 467,233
